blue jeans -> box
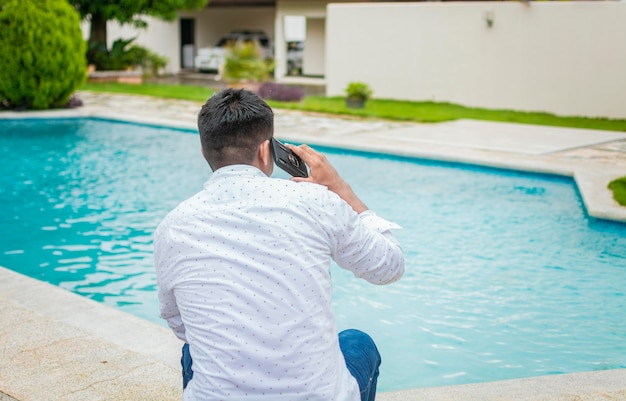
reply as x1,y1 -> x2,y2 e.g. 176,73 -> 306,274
338,329 -> 382,401
182,329 -> 381,401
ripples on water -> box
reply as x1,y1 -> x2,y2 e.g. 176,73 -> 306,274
1,118 -> 625,391
1,119 -> 209,320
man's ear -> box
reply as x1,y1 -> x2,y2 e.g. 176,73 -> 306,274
258,139 -> 274,176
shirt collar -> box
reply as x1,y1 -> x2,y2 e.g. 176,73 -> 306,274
204,164 -> 266,188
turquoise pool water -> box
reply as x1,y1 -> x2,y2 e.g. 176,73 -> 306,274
1,118 -> 625,391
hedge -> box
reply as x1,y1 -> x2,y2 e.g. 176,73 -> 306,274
0,0 -> 86,110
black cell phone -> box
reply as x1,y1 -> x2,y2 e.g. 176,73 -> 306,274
270,138 -> 308,177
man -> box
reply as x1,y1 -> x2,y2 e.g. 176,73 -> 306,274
154,89 -> 404,401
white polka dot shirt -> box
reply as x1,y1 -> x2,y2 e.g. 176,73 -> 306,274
154,165 -> 404,401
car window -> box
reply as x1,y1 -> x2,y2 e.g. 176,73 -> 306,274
215,38 -> 229,47
213,32 -> 271,49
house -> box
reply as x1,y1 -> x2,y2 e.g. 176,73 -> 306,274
103,0 -> 371,84
102,1 -> 626,119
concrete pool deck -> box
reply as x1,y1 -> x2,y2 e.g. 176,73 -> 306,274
1,92 -> 625,400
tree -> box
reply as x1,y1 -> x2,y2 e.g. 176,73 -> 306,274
0,0 -> 86,110
71,0 -> 209,61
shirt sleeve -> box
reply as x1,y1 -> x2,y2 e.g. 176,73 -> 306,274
153,222 -> 187,342
359,209 -> 402,232
328,198 -> 405,285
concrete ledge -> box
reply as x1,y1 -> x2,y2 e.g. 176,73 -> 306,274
0,267 -> 181,370
0,391 -> 19,401
575,168 -> 626,223
0,267 -> 181,401
378,369 -> 626,401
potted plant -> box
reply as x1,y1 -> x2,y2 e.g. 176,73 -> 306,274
345,81 -> 373,109
223,42 -> 273,93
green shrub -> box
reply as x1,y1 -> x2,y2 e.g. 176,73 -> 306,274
344,81 -> 373,109
91,37 -> 137,71
90,38 -> 169,77
128,45 -> 169,77
345,81 -> 373,100
608,175 -> 626,206
223,42 -> 272,83
0,0 -> 86,110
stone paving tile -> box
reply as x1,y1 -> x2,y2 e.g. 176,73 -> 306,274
78,91 -> 411,137
0,298 -> 179,401
77,91 -> 626,168
79,92 -> 202,123
274,110 -> 411,137
379,369 -> 626,401
0,392 -> 18,401
555,139 -> 626,166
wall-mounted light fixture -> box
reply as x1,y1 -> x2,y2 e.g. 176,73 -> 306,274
485,10 -> 495,28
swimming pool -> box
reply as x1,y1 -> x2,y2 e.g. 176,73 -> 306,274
1,118 -> 625,392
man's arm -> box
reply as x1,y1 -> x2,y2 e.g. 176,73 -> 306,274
154,225 -> 187,342
287,143 -> 368,213
288,143 -> 404,284
332,206 -> 405,285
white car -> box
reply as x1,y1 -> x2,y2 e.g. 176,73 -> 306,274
195,30 -> 273,74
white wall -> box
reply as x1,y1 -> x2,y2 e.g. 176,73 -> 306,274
275,1 -> 330,78
82,18 -> 181,74
326,2 -> 626,119
303,18 -> 326,76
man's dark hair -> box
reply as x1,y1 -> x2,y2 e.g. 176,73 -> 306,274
198,88 -> 274,169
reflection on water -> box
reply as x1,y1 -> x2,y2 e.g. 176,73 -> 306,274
1,119 -> 209,322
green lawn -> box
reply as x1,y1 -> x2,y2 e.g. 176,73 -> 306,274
81,82 -> 215,102
608,176 -> 626,206
81,82 -> 626,132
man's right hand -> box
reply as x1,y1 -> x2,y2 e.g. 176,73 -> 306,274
287,143 -> 368,214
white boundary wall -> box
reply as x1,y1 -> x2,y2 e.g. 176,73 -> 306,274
326,2 -> 626,119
